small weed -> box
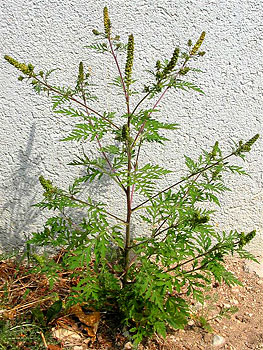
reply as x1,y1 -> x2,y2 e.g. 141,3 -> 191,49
0,318 -> 59,350
190,293 -> 239,332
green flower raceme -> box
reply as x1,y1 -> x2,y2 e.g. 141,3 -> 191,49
163,47 -> 180,77
179,67 -> 190,75
77,61 -> 84,86
243,134 -> 260,150
125,34 -> 134,89
4,55 -> 34,75
235,134 -> 260,155
239,230 -> 256,248
103,7 -> 111,37
39,175 -> 58,200
39,175 -> 53,191
190,31 -> 206,56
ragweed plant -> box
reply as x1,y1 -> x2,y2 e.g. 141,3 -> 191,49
4,7 -> 259,346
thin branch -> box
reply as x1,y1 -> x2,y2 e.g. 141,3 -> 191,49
128,219 -> 176,249
61,209 -> 82,232
108,37 -> 130,114
131,49 -> 191,150
130,164 -> 219,250
165,241 -> 239,274
152,171 -> 203,237
131,86 -> 170,148
130,91 -> 151,117
130,139 -> 142,205
69,195 -> 126,223
34,76 -> 120,130
152,216 -> 170,238
173,264 -> 209,278
80,79 -> 126,192
132,152 -> 234,212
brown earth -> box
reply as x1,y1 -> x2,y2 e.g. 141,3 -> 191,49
1,256 -> 263,350
131,257 -> 263,350
93,257 -> 263,350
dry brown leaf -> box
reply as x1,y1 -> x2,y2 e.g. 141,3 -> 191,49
47,345 -> 62,350
2,308 -> 17,319
56,315 -> 78,330
51,327 -> 91,349
52,326 -> 86,349
69,304 -> 100,341
52,327 -> 83,341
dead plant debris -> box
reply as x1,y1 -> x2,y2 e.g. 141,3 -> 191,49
0,256 -> 262,349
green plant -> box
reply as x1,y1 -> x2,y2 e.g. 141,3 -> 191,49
190,293 -> 238,333
0,318 -> 59,350
4,7 -> 259,346
31,299 -> 63,328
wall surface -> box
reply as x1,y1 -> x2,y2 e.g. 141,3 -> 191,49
0,0 -> 262,254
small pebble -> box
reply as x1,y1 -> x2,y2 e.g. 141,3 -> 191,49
167,335 -> 177,342
194,302 -> 203,311
212,334 -> 226,347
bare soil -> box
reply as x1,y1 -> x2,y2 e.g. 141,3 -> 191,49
1,256 -> 262,350
134,257 -> 263,350
92,257 -> 263,350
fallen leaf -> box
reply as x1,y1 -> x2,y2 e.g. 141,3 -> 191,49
3,308 -> 16,319
56,315 -> 78,330
47,345 -> 62,350
69,304 -> 100,341
52,327 -> 83,342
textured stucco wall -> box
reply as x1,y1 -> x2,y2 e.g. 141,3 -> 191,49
0,0 -> 262,253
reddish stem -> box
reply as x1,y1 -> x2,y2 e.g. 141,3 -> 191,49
34,76 -> 120,129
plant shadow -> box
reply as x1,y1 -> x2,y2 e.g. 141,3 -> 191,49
0,123 -> 41,253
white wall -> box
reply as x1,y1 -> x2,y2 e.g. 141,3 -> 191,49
0,0 -> 262,253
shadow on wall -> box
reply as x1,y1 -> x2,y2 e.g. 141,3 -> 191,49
63,144 -> 121,231
0,122 -> 120,253
0,123 -> 41,252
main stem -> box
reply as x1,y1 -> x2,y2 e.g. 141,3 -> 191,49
107,34 -> 132,283
123,96 -> 132,284
124,146 -> 132,283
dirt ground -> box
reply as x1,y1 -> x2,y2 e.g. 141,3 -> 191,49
1,256 -> 263,350
90,257 -> 263,350
132,257 -> 263,350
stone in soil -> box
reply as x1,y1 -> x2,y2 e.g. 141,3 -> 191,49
212,334 -> 226,347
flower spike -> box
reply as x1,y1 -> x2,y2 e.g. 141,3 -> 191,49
190,31 -> 206,56
125,34 -> 134,89
4,55 -> 34,75
103,7 -> 111,37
